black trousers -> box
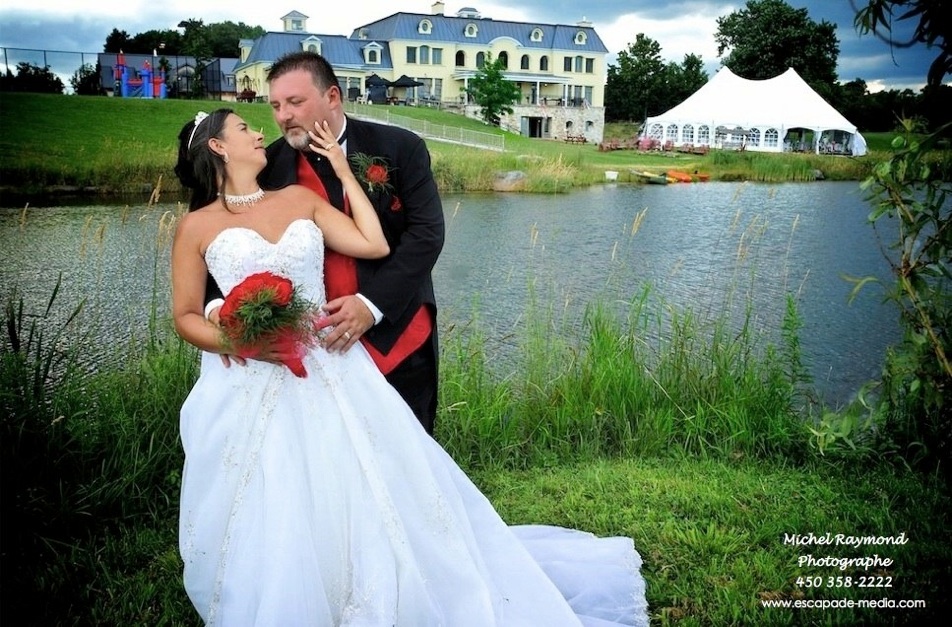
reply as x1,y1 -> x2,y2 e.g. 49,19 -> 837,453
384,339 -> 438,435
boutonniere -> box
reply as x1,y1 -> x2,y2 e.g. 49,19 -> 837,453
349,152 -> 393,193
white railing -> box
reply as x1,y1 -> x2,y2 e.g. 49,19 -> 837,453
344,103 -> 505,152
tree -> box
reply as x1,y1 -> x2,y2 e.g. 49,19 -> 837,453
122,29 -> 184,55
604,34 -> 667,122
0,62 -> 64,94
464,54 -> 521,126
205,21 -> 266,58
715,0 -> 839,87
104,28 -> 131,53
660,53 -> 708,114
70,63 -> 104,96
102,21 -> 265,58
852,0 -> 950,89
178,19 -> 213,99
850,0 -> 951,476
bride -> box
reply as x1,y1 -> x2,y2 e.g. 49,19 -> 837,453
170,108 -> 649,626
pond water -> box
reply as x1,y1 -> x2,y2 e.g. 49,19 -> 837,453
0,181 -> 900,406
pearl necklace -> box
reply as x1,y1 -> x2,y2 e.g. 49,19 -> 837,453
222,187 -> 265,207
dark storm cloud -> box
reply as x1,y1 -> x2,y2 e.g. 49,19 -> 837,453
1,1 -> 941,90
495,0 -> 936,89
0,13 -> 116,53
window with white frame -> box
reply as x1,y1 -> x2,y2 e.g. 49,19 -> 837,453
465,23 -> 478,38
540,56 -> 548,71
363,42 -> 382,65
749,128 -> 762,146
406,47 -> 417,64
420,46 -> 430,64
418,19 -> 432,34
575,31 -> 587,45
302,37 -> 322,55
764,128 -> 779,147
682,124 -> 694,144
432,48 -> 442,65
530,28 -> 543,42
521,54 -> 530,70
697,125 -> 710,145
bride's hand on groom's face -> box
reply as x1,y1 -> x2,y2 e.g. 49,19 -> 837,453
307,121 -> 348,178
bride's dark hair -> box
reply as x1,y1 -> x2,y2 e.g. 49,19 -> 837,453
174,108 -> 234,211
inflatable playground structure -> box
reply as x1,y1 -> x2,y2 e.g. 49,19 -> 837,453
114,53 -> 167,98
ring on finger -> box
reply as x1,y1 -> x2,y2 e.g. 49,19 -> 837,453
343,331 -> 352,340
325,143 -> 334,150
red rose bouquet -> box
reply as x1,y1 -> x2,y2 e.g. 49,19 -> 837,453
218,271 -> 321,378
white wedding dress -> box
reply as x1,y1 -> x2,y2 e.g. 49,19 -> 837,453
179,218 -> 649,626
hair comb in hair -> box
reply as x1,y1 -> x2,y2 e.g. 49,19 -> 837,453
187,111 -> 210,149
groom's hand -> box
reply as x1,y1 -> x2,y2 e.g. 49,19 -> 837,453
318,295 -> 374,353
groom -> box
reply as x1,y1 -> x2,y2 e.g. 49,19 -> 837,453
265,52 -> 444,435
208,51 -> 444,435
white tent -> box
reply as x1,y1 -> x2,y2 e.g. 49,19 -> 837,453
642,67 -> 866,156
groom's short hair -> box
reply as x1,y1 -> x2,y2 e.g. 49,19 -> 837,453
266,51 -> 340,93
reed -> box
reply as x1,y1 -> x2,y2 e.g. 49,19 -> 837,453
438,284 -> 805,470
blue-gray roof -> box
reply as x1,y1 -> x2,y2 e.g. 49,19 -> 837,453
350,12 -> 608,53
236,32 -> 394,72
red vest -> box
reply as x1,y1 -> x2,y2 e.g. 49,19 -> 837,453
296,154 -> 431,374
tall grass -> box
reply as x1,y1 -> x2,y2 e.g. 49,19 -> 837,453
438,284 -> 807,470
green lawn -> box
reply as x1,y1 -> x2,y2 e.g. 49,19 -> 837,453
0,92 -> 905,198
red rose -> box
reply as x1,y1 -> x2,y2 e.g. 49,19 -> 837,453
269,276 -> 294,306
217,271 -> 319,377
365,164 -> 389,187
390,196 -> 403,212
218,293 -> 240,324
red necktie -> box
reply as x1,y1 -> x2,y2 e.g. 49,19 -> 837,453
296,153 -> 432,375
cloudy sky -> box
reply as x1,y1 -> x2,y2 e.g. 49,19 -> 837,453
0,0 -> 938,92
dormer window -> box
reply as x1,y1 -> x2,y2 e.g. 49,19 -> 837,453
465,23 -> 478,38
301,36 -> 322,55
418,19 -> 432,34
574,31 -> 587,45
358,28 -> 369,40
362,42 -> 383,65
530,28 -> 543,42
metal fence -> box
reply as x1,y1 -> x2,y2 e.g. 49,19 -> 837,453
2,47 -> 228,98
344,102 -> 505,152
2,47 -> 102,90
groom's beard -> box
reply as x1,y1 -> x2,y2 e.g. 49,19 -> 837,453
284,127 -> 310,151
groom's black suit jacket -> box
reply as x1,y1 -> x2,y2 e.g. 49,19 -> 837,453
258,115 -> 444,361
